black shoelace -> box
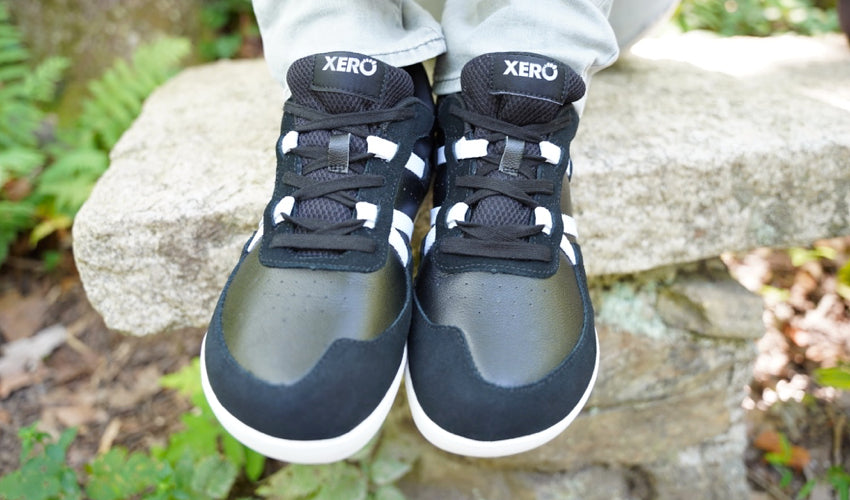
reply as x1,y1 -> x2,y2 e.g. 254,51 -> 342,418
269,101 -> 415,253
441,105 -> 573,262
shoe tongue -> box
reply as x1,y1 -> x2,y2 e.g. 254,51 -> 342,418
287,51 -> 414,114
460,53 -> 585,229
460,52 -> 585,126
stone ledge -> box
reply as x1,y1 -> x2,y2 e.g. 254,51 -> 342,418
573,33 -> 850,275
73,33 -> 850,336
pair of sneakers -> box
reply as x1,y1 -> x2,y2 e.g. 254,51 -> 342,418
200,50 -> 598,464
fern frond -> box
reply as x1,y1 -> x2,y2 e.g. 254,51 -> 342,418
0,62 -> 27,83
130,37 -> 192,94
83,77 -> 137,139
0,44 -> 26,65
0,147 -> 45,184
0,100 -> 41,147
98,66 -> 143,117
34,148 -> 108,215
75,36 -> 190,150
0,199 -> 36,262
23,56 -> 70,102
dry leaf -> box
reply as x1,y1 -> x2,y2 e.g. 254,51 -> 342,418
0,290 -> 49,341
753,429 -> 811,470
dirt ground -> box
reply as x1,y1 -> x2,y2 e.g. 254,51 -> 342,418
1,237 -> 849,498
0,255 -> 203,474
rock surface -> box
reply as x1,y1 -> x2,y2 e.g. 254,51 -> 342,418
574,33 -> 850,275
73,33 -> 850,336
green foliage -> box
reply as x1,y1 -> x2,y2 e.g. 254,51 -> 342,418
764,431 -> 794,467
837,259 -> 850,300
0,424 -> 82,500
0,1 -> 68,262
257,428 -> 417,500
828,466 -> 850,500
786,244 -> 850,301
675,0 -> 839,36
814,365 -> 850,389
0,358 -> 420,499
158,357 -> 266,484
198,0 -> 257,60
85,448 -> 165,500
75,37 -> 191,151
0,0 -> 190,264
789,245 -> 838,267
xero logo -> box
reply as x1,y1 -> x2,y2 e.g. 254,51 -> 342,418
503,60 -> 558,81
322,56 -> 378,76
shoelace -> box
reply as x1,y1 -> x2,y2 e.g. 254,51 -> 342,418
441,105 -> 574,262
269,101 -> 415,253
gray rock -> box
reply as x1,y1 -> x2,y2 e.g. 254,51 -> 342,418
646,424 -> 752,500
74,34 -> 850,336
573,33 -> 850,276
74,60 -> 280,335
655,260 -> 766,339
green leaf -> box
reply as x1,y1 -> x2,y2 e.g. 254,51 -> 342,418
34,147 -> 109,215
0,147 -> 45,181
0,62 -> 29,84
212,34 -> 243,59
796,478 -> 816,499
370,453 -> 413,487
368,431 -> 420,486
759,284 -> 790,302
0,424 -> 83,500
372,485 -> 406,500
191,455 -> 238,499
789,246 -> 837,267
244,447 -> 266,481
221,431 -> 246,468
29,214 -> 72,247
160,357 -> 207,409
22,56 -> 69,103
837,260 -> 850,301
777,465 -> 793,488
0,45 -> 28,65
164,411 -> 222,461
315,463 -> 367,500
829,465 -> 850,500
261,463 -> 368,500
814,366 -> 850,391
257,464 -> 326,499
347,433 -> 380,463
85,448 -> 162,500
765,432 -> 793,466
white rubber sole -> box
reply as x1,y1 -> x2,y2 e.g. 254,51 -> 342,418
200,335 -> 406,464
405,329 -> 599,458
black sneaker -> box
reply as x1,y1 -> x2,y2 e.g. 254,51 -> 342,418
406,52 -> 597,457
200,52 -> 434,463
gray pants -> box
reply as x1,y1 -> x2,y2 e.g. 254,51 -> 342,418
252,0 -> 676,98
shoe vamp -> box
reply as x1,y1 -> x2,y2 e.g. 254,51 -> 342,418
222,247 -> 407,385
416,254 -> 584,387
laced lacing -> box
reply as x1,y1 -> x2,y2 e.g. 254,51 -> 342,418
269,101 -> 414,254
441,105 -> 573,262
